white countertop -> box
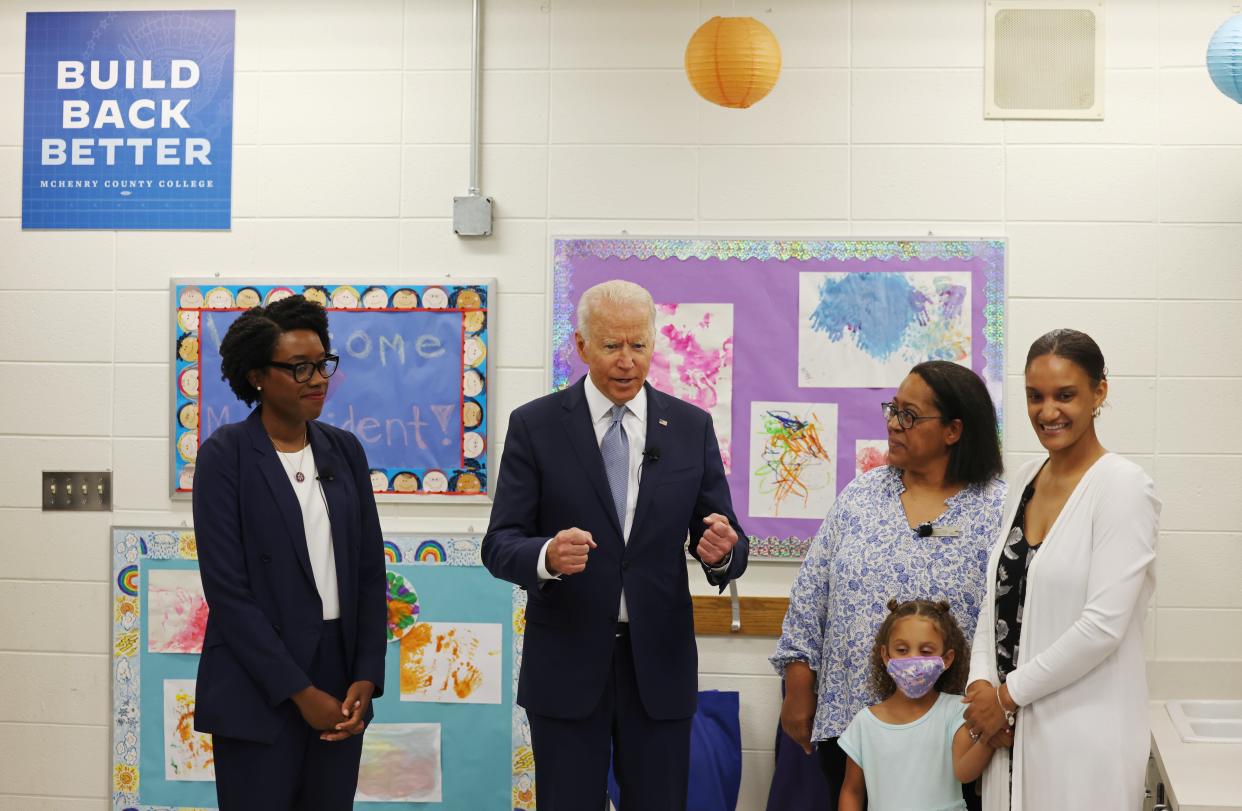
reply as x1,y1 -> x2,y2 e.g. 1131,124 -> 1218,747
1150,702 -> 1242,811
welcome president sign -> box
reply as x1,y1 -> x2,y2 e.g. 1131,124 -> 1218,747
22,10 -> 235,229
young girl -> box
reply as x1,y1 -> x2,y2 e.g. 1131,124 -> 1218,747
838,599 -> 1003,811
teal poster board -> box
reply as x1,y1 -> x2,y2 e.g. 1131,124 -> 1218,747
111,528 -> 533,810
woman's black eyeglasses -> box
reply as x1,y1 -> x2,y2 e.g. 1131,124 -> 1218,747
881,401 -> 942,430
268,354 -> 339,383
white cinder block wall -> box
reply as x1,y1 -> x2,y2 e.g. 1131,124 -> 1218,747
1,1 -> 1239,808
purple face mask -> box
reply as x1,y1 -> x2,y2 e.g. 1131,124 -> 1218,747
885,655 -> 946,699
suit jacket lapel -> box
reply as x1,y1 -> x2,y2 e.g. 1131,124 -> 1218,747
561,379 -> 625,540
246,409 -> 316,587
630,383 -> 669,537
308,421 -> 352,610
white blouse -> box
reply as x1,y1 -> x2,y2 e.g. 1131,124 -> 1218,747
277,444 -> 340,620
969,453 -> 1160,811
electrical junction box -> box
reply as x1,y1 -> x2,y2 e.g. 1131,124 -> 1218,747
453,194 -> 494,237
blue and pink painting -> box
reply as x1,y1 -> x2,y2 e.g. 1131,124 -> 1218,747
798,271 -> 972,388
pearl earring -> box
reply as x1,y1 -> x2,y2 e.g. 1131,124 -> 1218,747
256,386 -> 262,391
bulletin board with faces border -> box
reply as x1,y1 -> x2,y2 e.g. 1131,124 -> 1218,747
171,279 -> 493,502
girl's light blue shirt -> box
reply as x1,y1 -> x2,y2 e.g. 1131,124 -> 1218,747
770,465 -> 1006,740
838,692 -> 969,811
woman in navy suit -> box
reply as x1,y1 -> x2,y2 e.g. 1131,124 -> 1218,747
192,295 -> 386,810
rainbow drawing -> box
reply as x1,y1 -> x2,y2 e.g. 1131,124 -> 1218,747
118,565 -> 139,596
382,541 -> 402,563
414,540 -> 446,563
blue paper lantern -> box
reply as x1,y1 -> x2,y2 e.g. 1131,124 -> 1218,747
1207,14 -> 1242,103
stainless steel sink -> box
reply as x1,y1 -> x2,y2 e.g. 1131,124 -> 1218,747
1167,700 -> 1242,743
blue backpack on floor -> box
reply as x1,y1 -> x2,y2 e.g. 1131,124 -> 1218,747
608,689 -> 742,811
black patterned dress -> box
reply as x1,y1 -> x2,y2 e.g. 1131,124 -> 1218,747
995,478 -> 1040,683
995,477 -> 1041,807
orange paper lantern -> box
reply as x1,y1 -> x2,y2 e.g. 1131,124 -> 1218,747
684,16 -> 782,109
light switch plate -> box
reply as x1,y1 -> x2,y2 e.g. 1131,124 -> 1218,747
42,471 -> 112,511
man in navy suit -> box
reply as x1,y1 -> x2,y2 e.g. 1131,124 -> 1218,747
483,280 -> 748,810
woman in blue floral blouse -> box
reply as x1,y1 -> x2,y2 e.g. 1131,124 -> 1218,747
772,360 -> 1007,810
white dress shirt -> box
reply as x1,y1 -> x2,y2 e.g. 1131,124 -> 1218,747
536,377 -> 730,621
538,375 -> 646,621
277,444 -> 340,620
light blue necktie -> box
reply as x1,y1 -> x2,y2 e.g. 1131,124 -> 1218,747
601,404 -> 629,528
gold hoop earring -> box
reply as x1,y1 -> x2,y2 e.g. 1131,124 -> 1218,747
1092,405 -> 1101,418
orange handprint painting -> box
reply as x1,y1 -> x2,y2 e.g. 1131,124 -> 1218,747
163,679 -> 215,781
399,622 -> 502,705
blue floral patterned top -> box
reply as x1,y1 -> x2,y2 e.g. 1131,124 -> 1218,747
771,465 -> 1006,740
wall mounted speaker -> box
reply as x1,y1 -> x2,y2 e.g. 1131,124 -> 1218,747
985,1 -> 1105,120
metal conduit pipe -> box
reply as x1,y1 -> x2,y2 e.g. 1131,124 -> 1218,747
453,0 -> 493,236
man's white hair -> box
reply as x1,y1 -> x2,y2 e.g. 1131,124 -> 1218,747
576,280 -> 656,341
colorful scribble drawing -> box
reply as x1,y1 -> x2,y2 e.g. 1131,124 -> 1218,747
855,439 -> 890,478
399,622 -> 502,705
798,271 -> 972,388
356,723 -> 442,803
748,401 -> 838,519
648,303 -> 735,472
147,569 -> 209,654
163,679 -> 214,781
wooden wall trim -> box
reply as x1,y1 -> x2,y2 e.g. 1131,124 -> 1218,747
692,595 -> 789,637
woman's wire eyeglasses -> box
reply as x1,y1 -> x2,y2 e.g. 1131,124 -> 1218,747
268,354 -> 339,383
881,401 -> 942,430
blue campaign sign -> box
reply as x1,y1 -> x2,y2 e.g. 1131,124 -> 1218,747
22,10 -> 235,229
198,310 -> 465,471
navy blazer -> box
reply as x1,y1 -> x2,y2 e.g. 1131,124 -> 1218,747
482,379 -> 747,721
192,408 -> 387,743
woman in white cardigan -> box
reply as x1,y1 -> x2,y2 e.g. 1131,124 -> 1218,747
962,329 -> 1159,811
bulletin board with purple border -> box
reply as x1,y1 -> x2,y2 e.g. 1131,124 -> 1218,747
551,238 -> 1005,559
170,279 -> 493,503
